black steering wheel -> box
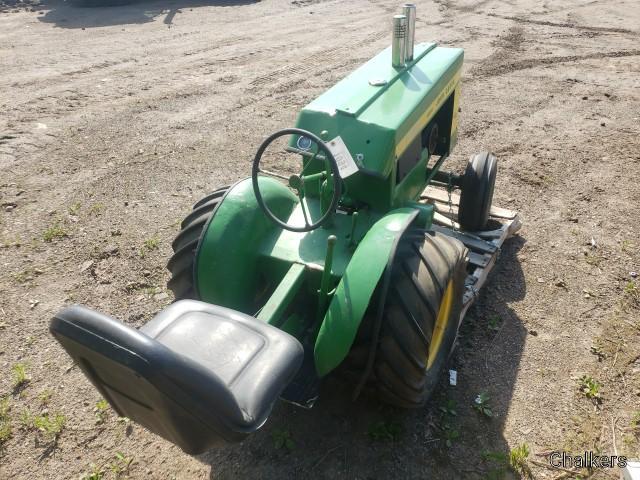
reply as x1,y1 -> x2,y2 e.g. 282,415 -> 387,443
251,128 -> 342,232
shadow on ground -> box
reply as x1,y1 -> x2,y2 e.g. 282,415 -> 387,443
200,235 -> 528,479
34,0 -> 258,29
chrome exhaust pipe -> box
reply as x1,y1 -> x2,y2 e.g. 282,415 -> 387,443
392,14 -> 407,68
402,3 -> 416,62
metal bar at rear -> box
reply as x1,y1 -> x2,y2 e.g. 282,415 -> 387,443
257,263 -> 306,326
425,153 -> 449,185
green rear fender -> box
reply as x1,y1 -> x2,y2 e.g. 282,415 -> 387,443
194,177 -> 298,312
314,208 -> 419,377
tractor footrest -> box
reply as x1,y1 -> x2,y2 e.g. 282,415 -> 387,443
50,300 -> 303,454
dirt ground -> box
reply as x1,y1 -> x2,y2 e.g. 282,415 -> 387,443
1,0 -> 639,478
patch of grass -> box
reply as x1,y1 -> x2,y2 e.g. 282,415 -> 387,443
11,362 -> 30,389
110,452 -> 133,477
68,202 -> 82,215
13,267 -> 43,285
584,253 -> 605,266
622,281 -> 639,310
14,270 -> 32,284
509,444 -> 532,478
144,237 -> 159,250
32,412 -> 66,440
43,223 -> 68,242
88,203 -> 105,216
482,444 -> 532,479
632,411 -> 640,428
368,420 -> 403,442
621,239 -> 634,253
439,399 -> 457,416
38,390 -> 53,405
0,397 -> 12,446
473,392 -> 493,418
20,409 -> 32,429
487,315 -> 502,332
94,399 -> 109,424
578,375 -> 601,404
139,237 -> 160,258
81,464 -> 105,480
441,422 -> 459,448
272,428 -> 295,450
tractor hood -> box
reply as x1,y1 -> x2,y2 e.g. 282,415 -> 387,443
295,43 -> 464,178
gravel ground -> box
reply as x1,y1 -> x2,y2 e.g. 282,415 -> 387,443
1,0 -> 639,478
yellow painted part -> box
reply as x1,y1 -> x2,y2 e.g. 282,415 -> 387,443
394,69 -> 462,159
451,82 -> 461,143
427,280 -> 454,368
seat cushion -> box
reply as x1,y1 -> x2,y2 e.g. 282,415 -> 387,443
141,300 -> 303,426
50,300 -> 303,454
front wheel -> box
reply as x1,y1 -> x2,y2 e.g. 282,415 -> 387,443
458,152 -> 498,231
347,230 -> 468,408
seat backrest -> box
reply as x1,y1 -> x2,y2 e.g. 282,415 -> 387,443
50,305 -> 246,453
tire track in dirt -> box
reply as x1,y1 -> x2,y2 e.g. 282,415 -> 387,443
248,29 -> 388,87
473,49 -> 640,78
486,12 -> 638,35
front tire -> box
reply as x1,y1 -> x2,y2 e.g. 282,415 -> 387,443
458,152 -> 498,231
167,187 -> 229,300
348,230 -> 468,408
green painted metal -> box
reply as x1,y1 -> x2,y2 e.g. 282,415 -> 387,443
294,43 -> 463,211
313,208 -> 419,377
194,177 -> 298,313
257,262 -> 306,325
193,40 -> 464,380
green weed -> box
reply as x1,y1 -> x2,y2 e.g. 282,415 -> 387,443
578,375 -> 601,404
11,362 -> 29,389
0,397 -> 12,445
43,223 -> 68,242
439,399 -> 457,416
139,237 -> 160,258
94,399 -> 109,424
143,237 -> 159,250
20,409 -> 32,429
38,390 -> 53,405
622,281 -> 639,310
509,444 -> 532,478
81,464 -> 105,480
110,452 -> 133,477
367,420 -> 403,441
631,411 -> 640,430
585,253 -> 605,266
473,392 -> 493,418
441,422 -> 459,448
88,203 -> 105,216
272,429 -> 295,450
487,315 -> 502,332
482,444 -> 532,479
68,202 -> 82,215
33,412 -> 66,440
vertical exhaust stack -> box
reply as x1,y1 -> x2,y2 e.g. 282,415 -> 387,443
402,3 -> 416,63
392,14 -> 407,68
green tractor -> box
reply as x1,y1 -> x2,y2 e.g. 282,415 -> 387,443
50,6 -> 520,455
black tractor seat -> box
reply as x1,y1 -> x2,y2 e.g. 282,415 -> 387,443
50,300 -> 303,454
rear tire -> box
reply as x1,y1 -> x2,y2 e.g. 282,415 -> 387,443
347,230 -> 468,408
167,187 -> 229,301
458,152 -> 497,231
